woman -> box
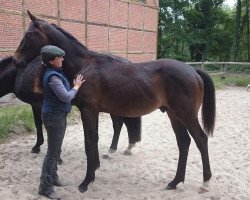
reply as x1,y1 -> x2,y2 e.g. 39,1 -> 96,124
37,45 -> 84,199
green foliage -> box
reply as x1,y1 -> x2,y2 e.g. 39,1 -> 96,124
158,0 -> 250,62
211,75 -> 225,89
0,105 -> 35,142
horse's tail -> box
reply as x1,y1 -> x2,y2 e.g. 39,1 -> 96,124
195,68 -> 216,136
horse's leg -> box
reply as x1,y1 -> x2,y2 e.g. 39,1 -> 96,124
95,117 -> 100,169
78,108 -> 99,193
123,117 -> 141,155
186,118 -> 211,192
166,112 -> 191,190
30,103 -> 44,153
109,114 -> 124,153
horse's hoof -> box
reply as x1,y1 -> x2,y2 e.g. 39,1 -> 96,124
108,148 -> 116,153
31,148 -> 40,154
198,186 -> 209,193
123,149 -> 132,156
57,158 -> 63,165
198,181 -> 209,193
78,184 -> 88,193
165,184 -> 176,190
102,154 -> 111,160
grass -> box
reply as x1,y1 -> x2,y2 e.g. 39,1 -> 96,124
211,73 -> 250,89
0,105 -> 35,142
0,105 -> 81,143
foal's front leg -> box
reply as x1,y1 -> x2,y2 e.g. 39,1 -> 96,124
78,108 -> 99,193
30,103 -> 44,153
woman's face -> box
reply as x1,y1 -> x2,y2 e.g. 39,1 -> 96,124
49,56 -> 64,68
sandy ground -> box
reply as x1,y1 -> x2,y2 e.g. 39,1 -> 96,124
0,87 -> 249,200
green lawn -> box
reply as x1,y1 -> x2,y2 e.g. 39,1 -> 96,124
211,73 -> 250,89
0,105 -> 35,142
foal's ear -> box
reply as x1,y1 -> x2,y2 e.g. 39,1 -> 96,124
27,10 -> 39,26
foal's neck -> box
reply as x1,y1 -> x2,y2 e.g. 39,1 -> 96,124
51,37 -> 90,81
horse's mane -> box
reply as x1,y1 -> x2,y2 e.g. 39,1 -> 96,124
51,24 -> 130,64
0,56 -> 13,68
51,24 -> 88,51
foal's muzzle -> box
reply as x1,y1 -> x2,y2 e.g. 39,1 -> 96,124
13,59 -> 27,69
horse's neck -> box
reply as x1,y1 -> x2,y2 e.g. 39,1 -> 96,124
50,39 -> 89,80
0,65 -> 16,96
49,31 -> 114,79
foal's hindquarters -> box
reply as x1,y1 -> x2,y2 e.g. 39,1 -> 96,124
163,68 -> 213,192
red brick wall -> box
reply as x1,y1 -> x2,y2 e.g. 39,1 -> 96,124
0,13 -> 23,49
88,25 -> 109,51
0,0 -> 158,62
60,0 -> 85,21
110,0 -> 128,27
88,0 -> 109,24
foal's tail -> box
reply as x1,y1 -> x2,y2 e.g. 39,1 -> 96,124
195,69 -> 216,136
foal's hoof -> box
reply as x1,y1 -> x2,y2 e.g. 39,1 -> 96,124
198,186 -> 209,193
123,149 -> 132,156
31,147 -> 40,154
57,158 -> 63,165
198,181 -> 210,193
165,184 -> 176,190
78,184 -> 88,193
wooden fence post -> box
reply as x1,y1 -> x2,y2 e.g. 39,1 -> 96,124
201,63 -> 204,70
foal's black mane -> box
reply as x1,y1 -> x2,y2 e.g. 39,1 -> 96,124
0,56 -> 13,67
51,24 -> 129,64
51,23 -> 88,51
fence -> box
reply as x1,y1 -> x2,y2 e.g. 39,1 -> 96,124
186,62 -> 250,75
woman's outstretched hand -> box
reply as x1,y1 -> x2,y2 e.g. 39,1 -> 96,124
73,74 -> 85,90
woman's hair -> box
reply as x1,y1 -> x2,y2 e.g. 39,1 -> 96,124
33,63 -> 47,93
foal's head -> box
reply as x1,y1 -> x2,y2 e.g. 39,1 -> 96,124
14,11 -> 51,68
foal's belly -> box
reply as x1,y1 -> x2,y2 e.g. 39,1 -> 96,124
99,92 -> 163,117
101,103 -> 161,117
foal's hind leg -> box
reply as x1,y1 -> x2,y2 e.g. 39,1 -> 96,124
123,117 -> 141,155
187,118 -> 211,192
109,115 -> 124,153
166,113 -> 191,190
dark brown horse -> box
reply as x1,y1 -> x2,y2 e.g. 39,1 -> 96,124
0,56 -> 141,156
0,56 -> 44,153
13,11 -> 216,193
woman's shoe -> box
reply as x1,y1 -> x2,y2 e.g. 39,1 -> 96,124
38,190 -> 61,200
54,179 -> 65,187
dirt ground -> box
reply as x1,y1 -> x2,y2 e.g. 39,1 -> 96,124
0,87 -> 249,200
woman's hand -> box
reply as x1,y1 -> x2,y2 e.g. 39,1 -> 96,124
73,74 -> 85,90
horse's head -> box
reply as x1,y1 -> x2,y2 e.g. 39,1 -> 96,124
13,11 -> 50,68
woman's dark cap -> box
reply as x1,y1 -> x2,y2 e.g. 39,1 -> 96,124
41,45 -> 65,62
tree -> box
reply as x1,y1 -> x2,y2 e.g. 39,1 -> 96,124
157,0 -> 247,62
157,0 -> 190,60
230,0 -> 242,61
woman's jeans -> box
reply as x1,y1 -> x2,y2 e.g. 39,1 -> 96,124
39,111 -> 68,194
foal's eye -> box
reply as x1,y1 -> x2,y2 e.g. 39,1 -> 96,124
25,32 -> 32,38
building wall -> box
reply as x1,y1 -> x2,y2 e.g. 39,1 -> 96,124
0,0 -> 159,62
